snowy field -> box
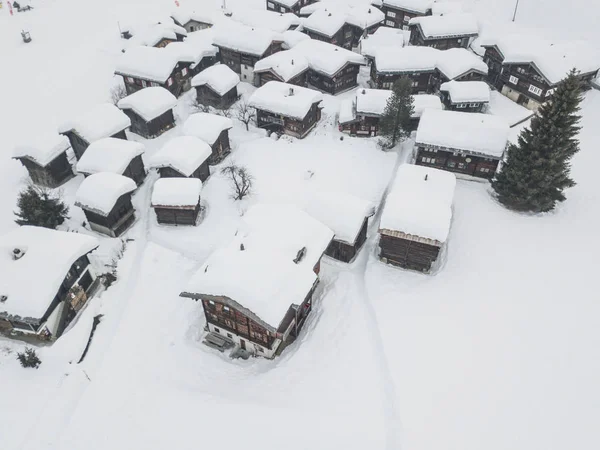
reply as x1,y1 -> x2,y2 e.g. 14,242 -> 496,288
1,1 -> 599,450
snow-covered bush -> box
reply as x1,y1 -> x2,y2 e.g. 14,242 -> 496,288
17,347 -> 41,369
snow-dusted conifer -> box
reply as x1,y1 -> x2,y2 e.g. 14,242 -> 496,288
378,77 -> 415,149
14,185 -> 69,229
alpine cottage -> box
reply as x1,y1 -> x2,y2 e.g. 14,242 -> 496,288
359,26 -> 406,63
13,133 -> 74,188
149,136 -> 212,181
0,227 -> 99,341
117,87 -> 178,138
75,138 -> 146,185
59,103 -> 131,160
170,7 -> 222,32
254,50 -> 310,87
130,21 -> 187,48
439,80 -> 490,112
75,173 -> 137,238
376,0 -> 432,31
163,38 -> 219,83
249,81 -> 323,138
266,0 -> 319,15
379,164 -> 456,272
182,113 -> 234,164
151,178 -> 203,226
180,203 -> 334,358
344,5 -> 385,48
408,13 -> 478,49
414,109 -> 509,179
191,64 -> 240,109
302,8 -> 351,49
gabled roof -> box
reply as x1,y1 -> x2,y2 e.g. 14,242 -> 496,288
115,46 -> 179,83
130,21 -> 187,47
75,173 -> 137,216
409,13 -> 479,39
440,80 -> 490,104
360,26 -> 406,59
411,94 -> 443,118
149,136 -> 212,177
117,86 -> 177,121
163,40 -> 218,67
59,104 -> 131,143
191,64 -> 240,95
292,39 -> 366,77
303,7 -> 347,38
182,113 -> 234,146
76,138 -> 145,176
248,81 -> 323,120
212,22 -> 282,57
281,30 -> 311,49
151,178 -> 202,208
170,6 -> 224,27
13,132 -> 71,167
254,50 -> 309,82
345,5 -> 385,30
376,0 -> 432,15
229,8 -> 300,33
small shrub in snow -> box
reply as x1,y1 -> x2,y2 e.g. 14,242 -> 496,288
14,185 -> 69,229
17,347 -> 41,369
235,100 -> 255,131
110,83 -> 128,105
221,164 -> 253,201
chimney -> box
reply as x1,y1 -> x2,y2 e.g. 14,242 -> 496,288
362,89 -> 366,94
293,247 -> 307,264
289,87 -> 294,96
0,295 -> 7,303
328,12 -> 332,17
291,59 -> 294,65
368,8 -> 371,13
12,248 -> 25,260
424,174 -> 428,181
240,243 -> 245,251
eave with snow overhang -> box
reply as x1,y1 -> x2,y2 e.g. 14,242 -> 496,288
439,80 -> 490,112
254,50 -> 310,86
229,8 -> 301,33
409,13 -> 478,40
151,178 -> 203,226
191,64 -> 240,109
374,0 -> 432,31
117,86 -> 177,139
149,136 -> 212,181
76,138 -> 146,185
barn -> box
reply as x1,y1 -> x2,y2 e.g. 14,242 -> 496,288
149,136 -> 212,181
191,64 -> 240,109
182,113 -> 234,164
117,86 -> 178,138
439,80 -> 490,112
408,13 -> 479,49
151,178 -> 203,226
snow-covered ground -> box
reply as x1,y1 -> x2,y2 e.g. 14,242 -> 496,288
1,1 -> 600,450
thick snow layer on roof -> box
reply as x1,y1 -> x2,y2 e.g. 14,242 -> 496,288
338,98 -> 356,124
409,13 -> 478,38
436,48 -> 488,79
149,136 -> 212,176
412,94 -> 443,117
416,109 -> 509,157
254,50 -> 309,82
431,1 -> 463,15
182,113 -> 234,145
131,21 -> 187,47
271,0 -> 300,7
230,9 -> 300,34
356,88 -> 392,116
117,87 -> 177,121
345,5 -> 385,30
303,8 -> 347,37
171,6 -> 223,26
213,22 -> 281,57
151,178 -> 202,207
13,132 -> 70,167
115,46 -> 178,82
75,172 -> 136,216
293,39 -> 366,76
360,26 -> 406,58
191,64 -> 240,95
380,163 -> 455,242
0,227 -> 98,320
163,40 -> 218,67
440,80 -> 490,103
281,30 -> 310,49
59,103 -> 131,143
248,81 -> 323,120
76,138 -> 145,176
380,0 -> 432,14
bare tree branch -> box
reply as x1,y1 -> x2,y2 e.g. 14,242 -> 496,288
220,164 -> 253,200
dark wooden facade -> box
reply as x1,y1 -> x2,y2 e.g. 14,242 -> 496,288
439,91 -> 486,112
266,0 -> 318,15
158,160 -> 210,182
15,153 -> 74,188
83,194 -> 135,238
154,202 -> 201,226
80,154 -> 146,186
63,129 -> 127,161
308,63 -> 361,95
380,3 -> 430,30
415,145 -> 500,179
379,231 -> 440,273
218,42 -> 282,80
195,85 -> 238,109
207,129 -> 231,165
256,68 -> 308,87
256,102 -> 321,138
340,114 -> 381,136
325,217 -> 368,263
122,108 -> 175,139
408,25 -> 473,50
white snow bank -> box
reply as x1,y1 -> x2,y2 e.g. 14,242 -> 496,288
409,13 -> 479,38
379,0 -> 432,14
117,86 -> 177,121
303,7 -> 347,37
293,39 -> 366,76
149,136 -> 212,177
249,81 -> 323,120
115,46 -> 178,83
75,173 -> 137,216
416,109 -> 509,157
440,80 -> 491,103
130,21 -> 187,47
13,132 -> 71,167
182,113 -> 233,146
59,104 -> 131,143
230,8 -> 300,34
254,50 -> 309,82
191,64 -> 240,95
380,163 -> 456,243
213,22 -> 282,57
360,26 -> 406,59
76,138 -> 145,176
151,178 -> 202,207
412,94 -> 443,118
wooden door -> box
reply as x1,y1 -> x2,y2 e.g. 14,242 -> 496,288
240,339 -> 246,350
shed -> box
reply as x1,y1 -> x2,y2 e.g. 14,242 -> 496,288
182,113 -> 234,164
13,133 -> 74,188
191,64 -> 240,109
75,138 -> 146,185
439,80 -> 490,112
117,87 -> 177,138
149,136 -> 212,180
379,164 -> 456,272
151,178 -> 203,226
75,173 -> 137,237
254,50 -> 310,87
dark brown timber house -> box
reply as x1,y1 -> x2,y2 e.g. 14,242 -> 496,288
377,0 -> 431,31
149,136 -> 212,181
408,13 -> 478,50
117,87 -> 178,139
151,178 -> 203,226
266,0 -> 318,15
191,64 -> 240,109
182,113 -> 234,165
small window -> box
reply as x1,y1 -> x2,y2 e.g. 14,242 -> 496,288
546,88 -> 556,97
167,77 -> 173,86
403,15 -> 411,22
280,7 -> 285,12
214,328 -> 220,333
447,161 -> 456,168
141,80 -> 147,88
509,75 -> 519,85
457,103 -> 465,108
224,306 -> 230,312
385,20 -> 395,27
126,76 -> 135,84
258,347 -> 264,353
267,1 -> 274,7
208,300 -> 215,305
528,84 -> 543,96
387,11 -> 396,18
227,333 -> 232,338
182,67 -> 188,77
402,25 -> 409,31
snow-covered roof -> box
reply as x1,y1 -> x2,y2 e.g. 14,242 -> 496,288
345,5 -> 385,30
212,22 -> 282,57
412,94 -> 443,118
271,0 -> 300,7
416,109 -> 509,158
360,26 -> 406,59
355,88 -> 392,116
281,30 -> 310,49
130,21 -> 187,47
303,8 -> 346,37
115,46 -> 179,82
338,98 -> 356,124
149,136 -> 212,177
230,9 -> 300,33
0,227 -> 99,320
75,172 -> 137,216
293,39 -> 366,76
409,13 -> 478,38
13,133 -> 71,167
163,39 -> 218,68
59,103 -> 131,143
76,138 -> 145,176
117,86 -> 177,121
440,80 -> 490,104
379,0 -> 433,14
254,50 -> 309,82
182,113 -> 234,145
436,48 -> 488,79
431,1 -> 463,15
248,81 -> 323,120
151,178 -> 202,208
191,64 -> 240,95
380,163 -> 456,243
341,88 -> 442,120
171,6 -> 223,27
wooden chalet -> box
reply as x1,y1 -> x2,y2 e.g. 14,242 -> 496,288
151,178 -> 203,226
170,8 -> 221,32
359,26 -> 406,63
344,5 -> 385,48
408,13 -> 478,50
254,50 -> 310,87
130,21 -> 187,48
481,34 -> 600,110
212,24 -> 283,85
249,81 -> 323,139
163,38 -> 219,86
117,86 -> 177,138
149,136 -> 212,181
75,173 -> 137,238
76,138 -> 146,186
182,113 -> 234,164
0,227 -> 99,341
414,109 -> 509,180
266,0 -> 318,15
180,204 -> 334,358
191,64 -> 240,109
58,103 -> 130,160
379,164 -> 456,273
229,8 -> 301,34
302,8 -> 352,49
377,0 -> 432,31
13,133 -> 74,188
439,80 -> 490,112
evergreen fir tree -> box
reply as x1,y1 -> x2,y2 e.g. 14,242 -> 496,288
378,77 -> 415,149
492,69 -> 583,213
14,185 -> 69,229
